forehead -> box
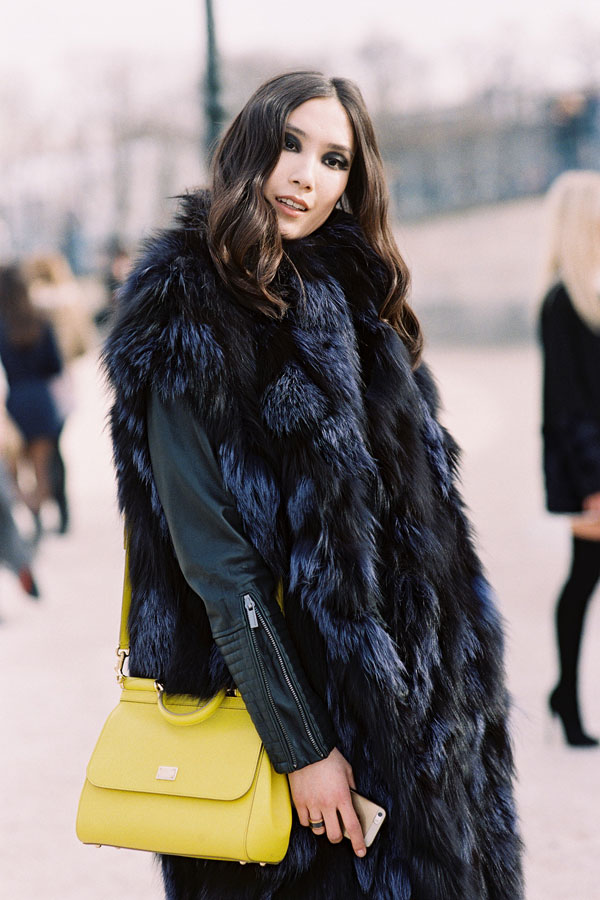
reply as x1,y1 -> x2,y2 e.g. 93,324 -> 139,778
287,97 -> 354,152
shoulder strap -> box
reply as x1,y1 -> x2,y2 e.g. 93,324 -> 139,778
119,534 -> 132,651
117,532 -> 284,661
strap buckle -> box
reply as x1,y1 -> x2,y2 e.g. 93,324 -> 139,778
115,647 -> 129,683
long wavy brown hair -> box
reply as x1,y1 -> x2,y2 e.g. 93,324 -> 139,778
0,265 -> 44,348
208,72 -> 422,366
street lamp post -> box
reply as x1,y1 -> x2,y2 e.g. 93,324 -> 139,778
204,0 -> 223,163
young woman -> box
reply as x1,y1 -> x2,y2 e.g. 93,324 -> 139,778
103,72 -> 522,900
539,170 -> 600,747
0,265 -> 65,538
26,252 -> 95,534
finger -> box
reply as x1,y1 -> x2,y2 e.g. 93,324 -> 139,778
308,808 -> 326,836
322,807 -> 343,844
339,800 -> 366,857
347,768 -> 357,791
294,803 -> 310,828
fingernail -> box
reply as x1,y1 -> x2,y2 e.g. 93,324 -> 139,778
357,849 -> 366,857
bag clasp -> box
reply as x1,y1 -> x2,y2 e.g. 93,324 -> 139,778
115,647 -> 129,683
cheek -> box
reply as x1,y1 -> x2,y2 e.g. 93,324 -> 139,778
322,172 -> 349,210
268,154 -> 294,188
264,160 -> 283,195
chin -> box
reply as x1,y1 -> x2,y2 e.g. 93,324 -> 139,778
280,225 -> 305,240
280,218 -> 316,240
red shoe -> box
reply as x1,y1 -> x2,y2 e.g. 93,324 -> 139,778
18,567 -> 40,599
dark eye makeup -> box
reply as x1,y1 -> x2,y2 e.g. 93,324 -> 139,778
283,133 -> 300,152
324,154 -> 349,170
283,132 -> 350,170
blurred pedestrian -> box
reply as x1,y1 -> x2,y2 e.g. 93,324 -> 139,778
539,170 -> 600,747
103,72 -> 522,898
95,236 -> 131,328
26,252 -> 94,364
0,457 -> 39,599
0,359 -> 39,599
26,252 -> 94,534
0,265 -> 65,537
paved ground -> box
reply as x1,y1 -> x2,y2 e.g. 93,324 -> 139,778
1,340 -> 599,899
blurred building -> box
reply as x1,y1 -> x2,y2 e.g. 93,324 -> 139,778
0,127 -> 202,271
380,89 -> 600,220
0,86 -> 598,267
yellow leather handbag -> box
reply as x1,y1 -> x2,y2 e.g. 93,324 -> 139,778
76,543 -> 292,865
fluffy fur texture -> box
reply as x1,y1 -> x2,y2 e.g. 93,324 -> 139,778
103,194 -> 523,900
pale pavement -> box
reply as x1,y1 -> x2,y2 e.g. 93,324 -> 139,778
1,343 -> 598,900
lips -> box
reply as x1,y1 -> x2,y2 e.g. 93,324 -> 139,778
275,196 -> 308,212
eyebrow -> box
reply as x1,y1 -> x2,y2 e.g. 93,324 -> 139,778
286,124 -> 354,158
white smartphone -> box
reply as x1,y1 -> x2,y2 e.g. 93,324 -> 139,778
342,789 -> 386,847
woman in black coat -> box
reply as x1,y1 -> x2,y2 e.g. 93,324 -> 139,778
540,170 -> 600,747
103,72 -> 522,899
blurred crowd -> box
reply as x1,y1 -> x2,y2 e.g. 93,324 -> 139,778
0,244 -> 131,602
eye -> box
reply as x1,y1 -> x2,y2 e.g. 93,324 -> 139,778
324,154 -> 349,171
283,132 -> 300,152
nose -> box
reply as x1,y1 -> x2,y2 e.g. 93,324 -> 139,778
289,156 -> 315,191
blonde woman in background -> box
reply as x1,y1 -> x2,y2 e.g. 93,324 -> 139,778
539,170 -> 600,747
26,253 -> 94,364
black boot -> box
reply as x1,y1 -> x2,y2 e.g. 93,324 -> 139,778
56,492 -> 69,535
549,684 -> 598,747
550,536 -> 600,747
50,440 -> 69,534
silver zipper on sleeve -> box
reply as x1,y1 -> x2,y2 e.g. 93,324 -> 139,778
244,594 -> 297,768
244,593 -> 326,759
244,595 -> 258,628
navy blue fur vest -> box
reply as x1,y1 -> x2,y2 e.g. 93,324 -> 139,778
103,194 -> 522,900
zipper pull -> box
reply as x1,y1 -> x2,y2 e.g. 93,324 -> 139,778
244,594 -> 258,628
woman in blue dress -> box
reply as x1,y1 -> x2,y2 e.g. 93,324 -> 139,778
0,265 -> 64,534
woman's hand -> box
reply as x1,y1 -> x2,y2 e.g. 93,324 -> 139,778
287,747 -> 367,857
583,492 -> 600,513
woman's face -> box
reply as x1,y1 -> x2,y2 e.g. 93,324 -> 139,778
263,96 -> 355,240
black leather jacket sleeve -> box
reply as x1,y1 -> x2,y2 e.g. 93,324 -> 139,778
146,391 -> 337,774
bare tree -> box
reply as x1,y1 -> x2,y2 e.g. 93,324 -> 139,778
357,37 -> 430,114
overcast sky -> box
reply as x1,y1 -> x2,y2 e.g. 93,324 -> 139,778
4,0 -> 599,57
3,0 -> 599,105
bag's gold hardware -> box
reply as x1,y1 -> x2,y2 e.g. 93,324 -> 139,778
239,860 -> 247,865
115,648 -> 129,683
156,766 -> 178,781
260,862 -> 266,866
